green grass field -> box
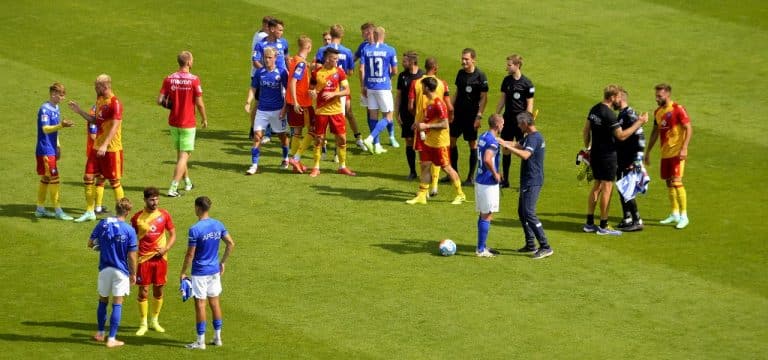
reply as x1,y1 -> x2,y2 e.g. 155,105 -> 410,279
1,1 -> 766,358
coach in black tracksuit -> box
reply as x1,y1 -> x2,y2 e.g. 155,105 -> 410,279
615,90 -> 646,231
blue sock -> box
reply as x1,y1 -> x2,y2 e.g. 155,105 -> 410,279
367,118 -> 377,132
265,125 -> 272,137
213,319 -> 223,330
197,321 -> 207,336
387,121 -> 394,137
97,301 -> 107,332
251,147 -> 260,165
477,217 -> 490,252
108,303 -> 122,338
371,119 -> 389,144
281,145 -> 289,159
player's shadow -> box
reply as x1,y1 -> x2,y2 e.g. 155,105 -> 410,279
311,184 -> 412,202
17,320 -> 186,347
164,160 -> 244,174
372,238 -> 477,257
0,203 -> 83,221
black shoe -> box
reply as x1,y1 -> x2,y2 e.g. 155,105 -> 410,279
532,247 -> 554,260
407,172 -> 418,180
623,222 -> 644,232
462,179 -> 474,186
517,246 -> 537,253
616,220 -> 632,229
439,175 -> 451,184
488,248 -> 501,255
500,180 -> 510,188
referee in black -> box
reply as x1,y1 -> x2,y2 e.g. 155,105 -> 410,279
494,54 -> 534,188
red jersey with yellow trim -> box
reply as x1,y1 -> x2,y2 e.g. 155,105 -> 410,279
130,209 -> 175,263
311,66 -> 347,115
286,55 -> 313,107
424,97 -> 450,148
160,71 -> 202,128
654,101 -> 690,159
93,95 -> 123,152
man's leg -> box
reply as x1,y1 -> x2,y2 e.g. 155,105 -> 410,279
209,296 -> 223,346
136,285 -> 149,335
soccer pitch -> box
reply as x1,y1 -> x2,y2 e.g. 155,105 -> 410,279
1,0 -> 766,358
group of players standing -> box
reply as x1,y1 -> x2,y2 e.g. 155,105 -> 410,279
31,14 -> 693,348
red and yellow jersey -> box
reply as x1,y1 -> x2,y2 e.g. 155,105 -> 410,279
160,71 -> 202,128
93,95 -> 123,152
410,75 -> 450,123
311,66 -> 348,115
131,209 -> 175,263
424,97 -> 450,148
654,101 -> 690,159
286,55 -> 313,107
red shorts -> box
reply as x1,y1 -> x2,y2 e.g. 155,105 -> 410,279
85,149 -> 123,180
36,155 -> 59,177
136,257 -> 167,286
287,105 -> 315,128
314,113 -> 346,136
419,145 -> 450,167
660,157 -> 685,180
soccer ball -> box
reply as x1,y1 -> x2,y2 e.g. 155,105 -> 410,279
439,239 -> 457,256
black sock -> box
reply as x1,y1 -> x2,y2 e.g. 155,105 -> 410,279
600,219 -> 608,229
502,154 -> 511,183
406,147 -> 416,174
467,148 -> 478,180
450,146 -> 459,174
587,214 -> 594,225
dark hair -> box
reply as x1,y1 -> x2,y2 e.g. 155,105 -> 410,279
195,196 -> 212,212
323,47 -> 340,61
421,76 -> 438,92
655,83 -> 672,92
143,186 -> 160,199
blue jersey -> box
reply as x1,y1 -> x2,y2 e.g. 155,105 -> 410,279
315,43 -> 355,73
354,40 -> 369,62
475,131 -> 501,185
36,102 -> 60,156
252,38 -> 289,72
360,42 -> 397,90
188,218 -> 229,276
251,67 -> 288,111
91,217 -> 138,276
520,131 -> 545,187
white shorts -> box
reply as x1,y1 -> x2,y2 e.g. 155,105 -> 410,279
97,267 -> 131,297
475,183 -> 500,214
253,109 -> 287,134
365,89 -> 394,113
191,273 -> 222,299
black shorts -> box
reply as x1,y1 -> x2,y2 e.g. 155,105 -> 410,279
400,113 -> 415,138
501,112 -> 524,142
591,153 -> 617,181
449,113 -> 479,141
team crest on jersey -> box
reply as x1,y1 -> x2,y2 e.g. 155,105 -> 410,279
513,92 -> 521,99
277,43 -> 283,49
275,75 -> 281,81
466,86 -> 473,93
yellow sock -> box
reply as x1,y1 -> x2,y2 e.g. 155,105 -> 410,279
430,165 -> 440,190
111,180 -> 125,200
289,134 -> 302,156
676,185 -> 687,214
95,184 -> 105,209
338,144 -> 347,168
84,181 -> 96,212
151,297 -> 164,318
667,186 -> 679,214
138,299 -> 148,325
313,143 -> 322,168
299,133 -> 314,157
452,179 -> 464,196
37,180 -> 48,207
48,178 -> 61,209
